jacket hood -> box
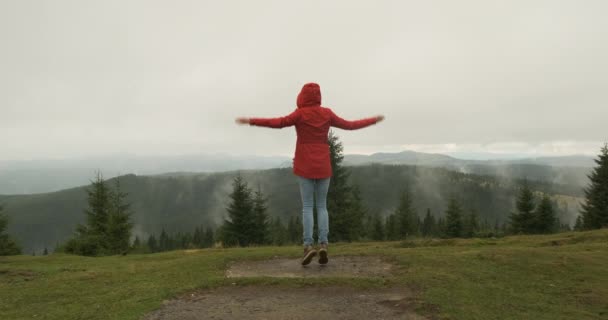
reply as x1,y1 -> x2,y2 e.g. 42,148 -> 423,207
297,83 -> 322,108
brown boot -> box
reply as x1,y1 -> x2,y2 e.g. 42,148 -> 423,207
301,245 -> 317,266
318,243 -> 328,265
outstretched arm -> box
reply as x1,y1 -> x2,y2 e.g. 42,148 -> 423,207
330,110 -> 384,130
236,109 -> 301,129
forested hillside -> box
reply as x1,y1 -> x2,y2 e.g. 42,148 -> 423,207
0,164 -> 583,253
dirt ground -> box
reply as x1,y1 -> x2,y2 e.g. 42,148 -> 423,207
226,256 -> 394,278
143,256 -> 428,320
142,286 -> 428,320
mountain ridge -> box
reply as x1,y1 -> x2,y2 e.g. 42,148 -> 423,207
0,151 -> 595,195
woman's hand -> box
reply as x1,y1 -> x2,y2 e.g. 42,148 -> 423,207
375,115 -> 385,123
235,117 -> 250,125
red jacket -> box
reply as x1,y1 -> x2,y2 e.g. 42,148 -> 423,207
249,83 -> 378,179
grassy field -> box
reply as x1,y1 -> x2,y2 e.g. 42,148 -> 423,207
1,229 -> 607,320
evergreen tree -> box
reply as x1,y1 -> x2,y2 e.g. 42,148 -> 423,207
192,227 -> 203,247
0,206 -> 21,256
371,213 -> 385,241
269,217 -> 288,246
421,209 -> 436,238
362,214 -> 374,240
574,215 -> 584,231
159,229 -> 170,251
510,180 -> 536,234
463,211 -> 479,238
203,227 -> 215,248
65,172 -> 112,256
287,215 -> 303,244
43,247 -> 49,255
327,131 -> 356,242
581,144 -> 608,229
346,185 -> 367,241
324,132 -> 369,242
221,175 -> 256,246
147,234 -> 158,253
86,172 -> 112,237
445,197 -> 464,238
252,188 -> 270,244
395,188 -> 417,239
534,195 -> 557,234
132,236 -> 141,250
436,217 -> 447,238
107,177 -> 133,254
385,214 -> 400,241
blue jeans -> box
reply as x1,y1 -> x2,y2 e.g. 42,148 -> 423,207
297,176 -> 330,246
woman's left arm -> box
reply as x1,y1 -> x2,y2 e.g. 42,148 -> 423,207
243,109 -> 301,128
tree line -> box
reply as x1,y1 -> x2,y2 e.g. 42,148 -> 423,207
0,205 -> 21,255
2,141 -> 606,256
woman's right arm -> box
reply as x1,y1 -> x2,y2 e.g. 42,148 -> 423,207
247,109 -> 301,129
330,110 -> 384,130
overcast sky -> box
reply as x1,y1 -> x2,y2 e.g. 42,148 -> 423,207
1,0 -> 607,161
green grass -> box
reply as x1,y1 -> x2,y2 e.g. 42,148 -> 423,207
1,230 -> 607,320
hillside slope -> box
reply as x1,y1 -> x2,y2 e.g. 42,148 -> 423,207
0,164 -> 585,253
1,230 -> 606,320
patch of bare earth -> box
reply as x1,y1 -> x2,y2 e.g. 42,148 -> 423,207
226,256 -> 393,278
143,286 -> 428,320
143,256 -> 430,320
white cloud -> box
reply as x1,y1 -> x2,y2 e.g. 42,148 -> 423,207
0,0 -> 607,161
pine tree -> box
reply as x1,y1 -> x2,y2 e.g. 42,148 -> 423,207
221,175 -> 256,247
346,185 -> 367,241
581,144 -> 608,229
86,172 -> 111,236
463,211 -> 479,238
327,131 -> 356,242
43,247 -> 49,255
287,215 -> 302,244
0,206 -> 21,256
385,214 -> 400,241
192,227 -> 203,247
252,188 -> 270,245
362,214 -> 374,240
421,209 -> 436,238
203,227 -> 215,248
132,236 -> 141,250
269,217 -> 288,246
510,180 -> 536,234
371,213 -> 385,241
574,215 -> 583,231
107,177 -> 133,254
65,172 -> 112,256
445,197 -> 463,238
395,188 -> 417,239
147,234 -> 158,253
535,195 -> 556,234
436,217 -> 447,238
159,229 -> 170,251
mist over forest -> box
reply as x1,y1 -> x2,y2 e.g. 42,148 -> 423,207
1,157 -> 587,253
0,151 -> 593,194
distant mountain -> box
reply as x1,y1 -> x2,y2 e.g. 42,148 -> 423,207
0,164 -> 585,253
0,154 -> 290,194
345,151 -> 458,167
504,155 -> 596,167
344,151 -> 593,188
0,151 -> 595,195
344,151 -> 596,168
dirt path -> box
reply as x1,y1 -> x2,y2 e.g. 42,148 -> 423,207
143,256 -> 429,319
143,286 -> 428,320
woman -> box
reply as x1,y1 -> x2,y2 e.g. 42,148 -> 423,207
236,83 -> 384,265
